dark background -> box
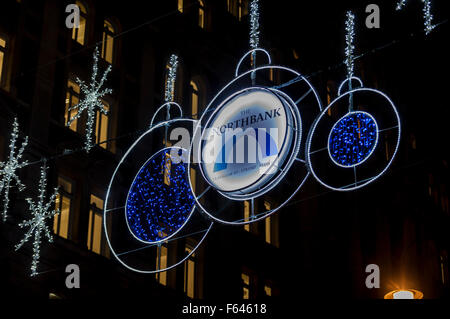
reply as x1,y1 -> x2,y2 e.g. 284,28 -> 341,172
0,0 -> 449,310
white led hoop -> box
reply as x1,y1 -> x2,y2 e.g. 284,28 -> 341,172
188,60 -> 322,225
235,48 -> 272,78
337,76 -> 364,96
104,118 -> 213,274
306,87 -> 401,192
124,146 -> 196,245
327,111 -> 379,169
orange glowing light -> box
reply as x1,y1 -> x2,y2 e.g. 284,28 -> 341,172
384,289 -> 424,299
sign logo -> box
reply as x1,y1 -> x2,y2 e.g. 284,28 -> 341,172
199,87 -> 300,198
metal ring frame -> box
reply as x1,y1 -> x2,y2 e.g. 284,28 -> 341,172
306,78 -> 401,192
187,51 -> 323,225
104,118 -> 213,274
104,50 -> 400,274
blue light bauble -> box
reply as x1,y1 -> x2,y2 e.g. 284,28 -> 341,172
328,112 -> 378,167
126,148 -> 195,243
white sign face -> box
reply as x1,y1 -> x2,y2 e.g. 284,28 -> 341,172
200,87 -> 295,196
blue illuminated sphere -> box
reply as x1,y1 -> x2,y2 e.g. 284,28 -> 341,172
126,148 -> 195,243
328,112 -> 378,167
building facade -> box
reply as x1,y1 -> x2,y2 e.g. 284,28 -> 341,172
0,0 -> 449,302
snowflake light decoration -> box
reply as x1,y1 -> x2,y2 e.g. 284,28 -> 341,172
0,118 -> 28,222
66,47 -> 112,152
396,0 -> 436,35
15,163 -> 59,277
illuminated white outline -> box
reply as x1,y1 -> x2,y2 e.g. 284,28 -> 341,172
337,76 -> 364,96
212,88 -> 302,201
235,48 -> 272,78
124,146 -> 196,245
150,102 -> 183,128
188,60 -> 322,225
306,87 -> 401,192
197,87 -> 301,200
104,118 -> 213,274
327,111 -> 379,168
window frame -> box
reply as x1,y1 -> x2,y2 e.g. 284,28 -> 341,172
71,1 -> 88,45
65,78 -> 81,132
184,244 -> 196,298
95,99 -> 110,149
190,80 -> 199,119
0,34 -> 8,88
241,271 -> 251,299
87,194 -> 109,257
53,175 -> 75,240
101,19 -> 116,64
155,243 -> 168,285
198,0 -> 205,29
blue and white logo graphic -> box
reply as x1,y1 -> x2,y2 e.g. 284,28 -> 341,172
200,88 -> 296,196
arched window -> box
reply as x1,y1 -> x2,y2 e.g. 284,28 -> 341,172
102,19 -> 115,64
190,80 -> 199,119
72,1 -> 87,45
198,0 -> 205,28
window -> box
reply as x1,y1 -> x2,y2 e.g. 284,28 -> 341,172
263,201 -> 279,247
53,176 -> 74,239
264,201 -> 271,244
184,245 -> 196,298
101,20 -> 115,64
0,36 -> 7,86
163,152 -> 171,186
198,0 -> 205,28
71,1 -> 87,45
190,81 -> 199,119
227,0 -> 248,21
243,201 -> 250,232
65,79 -> 80,132
155,244 -> 168,285
326,82 -> 333,116
264,283 -> 272,297
241,272 -> 250,299
87,194 -> 108,257
190,168 -> 196,192
177,0 -> 183,12
95,100 -> 109,149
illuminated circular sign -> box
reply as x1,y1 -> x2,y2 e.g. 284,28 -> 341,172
199,87 -> 300,199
